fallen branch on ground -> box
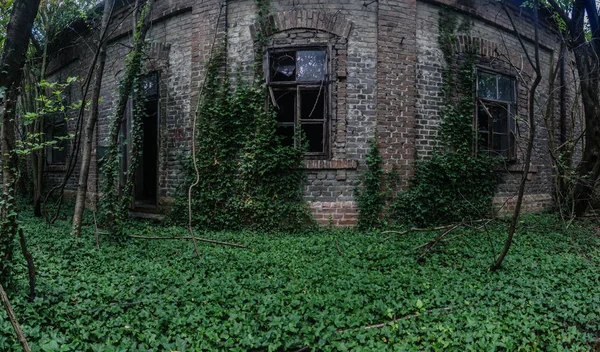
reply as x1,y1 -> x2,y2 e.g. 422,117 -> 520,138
335,307 -> 452,333
0,283 -> 32,352
128,235 -> 247,248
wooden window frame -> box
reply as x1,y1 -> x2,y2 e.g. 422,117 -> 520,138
267,46 -> 331,159
475,68 -> 517,160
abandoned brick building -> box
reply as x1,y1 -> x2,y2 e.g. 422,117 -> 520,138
46,0 -> 574,226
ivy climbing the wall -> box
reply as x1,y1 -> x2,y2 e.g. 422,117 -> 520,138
390,8 -> 501,227
171,0 -> 311,231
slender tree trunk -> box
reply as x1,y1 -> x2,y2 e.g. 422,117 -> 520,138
492,0 -> 541,270
72,0 -> 115,236
31,39 -> 48,218
572,49 -> 600,216
0,0 -> 41,284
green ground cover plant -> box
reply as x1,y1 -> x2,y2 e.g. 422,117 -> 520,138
1,212 -> 599,351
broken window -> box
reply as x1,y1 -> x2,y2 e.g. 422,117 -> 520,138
269,48 -> 328,156
476,70 -> 516,159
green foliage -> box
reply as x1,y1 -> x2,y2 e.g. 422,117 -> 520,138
356,139 -> 384,230
392,153 -> 501,226
99,0 -> 152,238
17,78 -> 77,156
1,213 -> 600,350
171,0 -> 310,232
392,8 -> 500,226
172,74 -> 310,231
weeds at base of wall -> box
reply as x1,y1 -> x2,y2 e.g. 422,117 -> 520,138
169,27 -> 312,232
357,7 -> 501,228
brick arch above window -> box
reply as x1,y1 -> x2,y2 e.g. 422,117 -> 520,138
249,11 -> 353,41
451,35 -> 500,58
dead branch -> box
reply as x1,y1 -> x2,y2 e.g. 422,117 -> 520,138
128,235 -> 247,248
335,238 -> 343,256
0,283 -> 32,352
414,224 -> 459,251
335,307 -> 452,334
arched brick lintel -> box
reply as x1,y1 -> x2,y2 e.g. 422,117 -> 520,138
452,35 -> 500,58
250,10 -> 353,41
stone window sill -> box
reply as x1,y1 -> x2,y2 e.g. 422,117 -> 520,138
303,159 -> 357,170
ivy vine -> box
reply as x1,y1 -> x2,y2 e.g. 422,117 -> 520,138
171,0 -> 311,231
390,7 -> 501,226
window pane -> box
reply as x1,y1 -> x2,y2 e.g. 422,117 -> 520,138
274,90 -> 295,122
140,72 -> 159,97
493,134 -> 509,157
300,89 -> 325,120
478,71 -> 497,99
296,51 -> 326,82
301,123 -> 324,153
491,104 -> 508,134
498,76 -> 514,102
271,51 -> 296,82
477,103 -> 490,133
52,121 -> 68,164
276,126 -> 295,147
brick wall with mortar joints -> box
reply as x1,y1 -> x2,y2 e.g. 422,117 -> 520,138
229,0 -> 378,164
415,1 -> 563,203
224,1 -> 377,226
93,9 -> 194,203
45,40 -> 96,193
377,0 -> 418,187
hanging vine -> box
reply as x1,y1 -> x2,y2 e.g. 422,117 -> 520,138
99,0 -> 154,237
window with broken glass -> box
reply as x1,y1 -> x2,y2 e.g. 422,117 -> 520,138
476,70 -> 516,159
268,48 -> 329,157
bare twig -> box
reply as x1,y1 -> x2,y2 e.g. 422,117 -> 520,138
414,224 -> 459,250
335,238 -> 343,256
335,307 -> 452,334
0,284 -> 32,352
128,235 -> 247,248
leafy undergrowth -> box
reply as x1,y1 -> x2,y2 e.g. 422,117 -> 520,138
1,213 -> 600,351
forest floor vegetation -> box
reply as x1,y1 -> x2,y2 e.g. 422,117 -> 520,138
0,211 -> 599,350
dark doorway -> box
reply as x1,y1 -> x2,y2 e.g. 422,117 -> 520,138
135,96 -> 159,205
133,72 -> 159,207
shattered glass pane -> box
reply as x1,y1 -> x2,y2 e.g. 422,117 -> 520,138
141,72 -> 159,97
297,51 -> 326,82
271,52 -> 296,82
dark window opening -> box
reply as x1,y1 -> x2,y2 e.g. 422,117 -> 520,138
46,115 -> 68,165
269,48 -> 328,157
476,70 -> 516,159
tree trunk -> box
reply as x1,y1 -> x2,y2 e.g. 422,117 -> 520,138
572,48 -> 600,216
0,0 -> 41,285
72,0 -> 114,237
492,0 -> 541,270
